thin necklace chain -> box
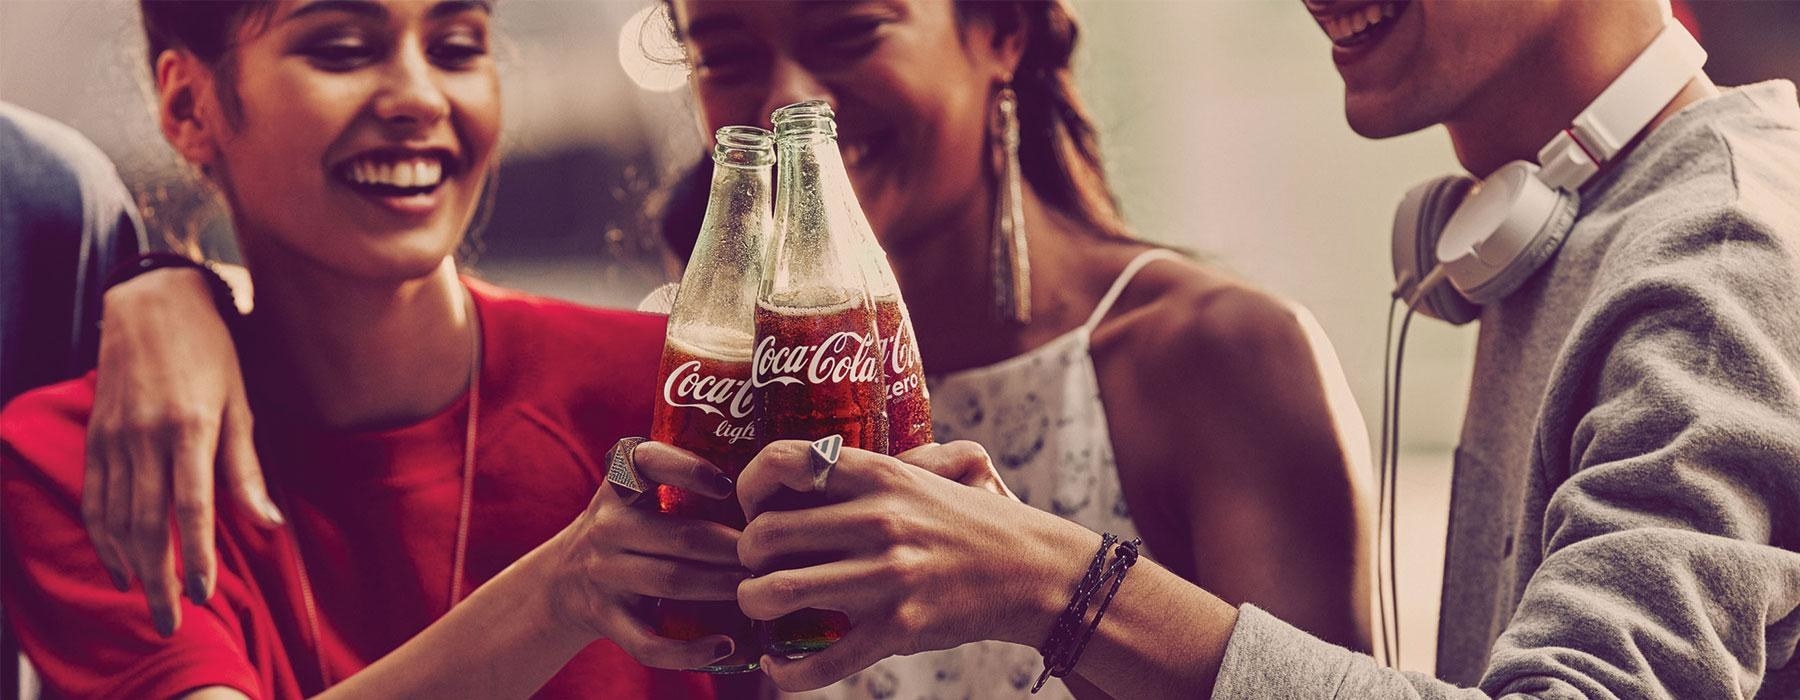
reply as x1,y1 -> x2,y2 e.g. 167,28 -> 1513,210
284,285 -> 482,689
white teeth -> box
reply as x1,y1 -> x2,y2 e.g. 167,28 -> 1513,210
1322,2 -> 1399,44
342,156 -> 446,190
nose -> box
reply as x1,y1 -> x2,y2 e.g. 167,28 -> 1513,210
372,39 -> 450,129
757,56 -> 831,128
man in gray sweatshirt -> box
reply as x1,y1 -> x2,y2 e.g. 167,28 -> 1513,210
1204,1 -> 1800,696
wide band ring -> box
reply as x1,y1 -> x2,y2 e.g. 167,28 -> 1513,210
606,437 -> 653,506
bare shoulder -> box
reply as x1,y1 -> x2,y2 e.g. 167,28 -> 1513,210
1094,252 -> 1367,484
1094,254 -> 1319,389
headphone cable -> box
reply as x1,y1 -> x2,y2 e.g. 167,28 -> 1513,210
1377,296 -> 1398,668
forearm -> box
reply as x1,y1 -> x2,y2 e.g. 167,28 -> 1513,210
1064,561 -> 1238,699
317,531 -> 595,699
1002,518 -> 1237,699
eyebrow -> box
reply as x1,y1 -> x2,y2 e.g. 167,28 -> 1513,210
285,0 -> 492,24
428,1 -> 492,20
680,13 -> 746,42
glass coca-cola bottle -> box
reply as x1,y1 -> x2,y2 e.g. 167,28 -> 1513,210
753,101 -> 888,658
854,185 -> 932,454
650,125 -> 773,674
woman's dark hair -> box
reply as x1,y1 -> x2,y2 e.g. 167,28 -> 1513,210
656,0 -> 1133,261
138,1 -> 278,122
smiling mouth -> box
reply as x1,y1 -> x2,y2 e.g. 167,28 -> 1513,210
1318,1 -> 1408,48
332,151 -> 456,200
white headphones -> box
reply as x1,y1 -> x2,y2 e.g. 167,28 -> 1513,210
1391,21 -> 1708,324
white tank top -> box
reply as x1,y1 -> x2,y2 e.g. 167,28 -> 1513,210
789,249 -> 1181,700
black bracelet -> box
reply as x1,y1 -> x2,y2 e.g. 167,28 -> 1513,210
1037,533 -> 1114,667
1034,534 -> 1142,693
103,252 -> 240,320
1059,538 -> 1141,678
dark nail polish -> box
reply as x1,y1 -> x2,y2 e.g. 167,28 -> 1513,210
186,572 -> 209,605
108,569 -> 128,592
707,470 -> 737,496
153,609 -> 175,638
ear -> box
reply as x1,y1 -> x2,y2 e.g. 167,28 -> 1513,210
991,8 -> 1028,81
965,4 -> 1028,83
155,50 -> 223,170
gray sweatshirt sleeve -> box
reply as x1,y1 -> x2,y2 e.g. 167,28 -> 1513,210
1215,206 -> 1800,698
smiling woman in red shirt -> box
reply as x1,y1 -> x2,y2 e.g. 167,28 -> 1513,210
0,2 -> 738,698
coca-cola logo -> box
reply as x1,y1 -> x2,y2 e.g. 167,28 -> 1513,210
754,332 -> 882,387
662,360 -> 756,419
715,420 -> 756,444
879,322 -> 916,375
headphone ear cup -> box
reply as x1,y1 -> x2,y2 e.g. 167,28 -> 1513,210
1458,188 -> 1578,307
1392,175 -> 1481,325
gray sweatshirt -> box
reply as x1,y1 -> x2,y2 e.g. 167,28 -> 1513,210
1213,82 -> 1800,698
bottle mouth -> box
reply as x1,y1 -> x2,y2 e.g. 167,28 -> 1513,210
772,100 -> 836,139
714,125 -> 775,166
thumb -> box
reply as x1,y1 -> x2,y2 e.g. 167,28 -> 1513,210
220,393 -> 282,528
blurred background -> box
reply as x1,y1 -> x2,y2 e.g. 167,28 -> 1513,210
4,0 -> 1797,680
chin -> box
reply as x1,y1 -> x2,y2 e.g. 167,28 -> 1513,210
323,240 -> 459,284
1343,92 -> 1439,140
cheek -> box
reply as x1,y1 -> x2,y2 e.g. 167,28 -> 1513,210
447,72 -> 502,166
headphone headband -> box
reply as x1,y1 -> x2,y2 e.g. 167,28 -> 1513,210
1537,22 -> 1708,191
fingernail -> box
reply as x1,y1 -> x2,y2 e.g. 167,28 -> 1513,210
186,572 -> 209,605
712,639 -> 734,661
260,498 -> 286,526
108,569 -> 129,592
153,609 -> 175,638
706,470 -> 736,497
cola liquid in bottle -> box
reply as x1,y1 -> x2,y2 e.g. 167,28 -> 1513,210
650,126 -> 774,674
865,242 -> 931,454
753,101 -> 888,658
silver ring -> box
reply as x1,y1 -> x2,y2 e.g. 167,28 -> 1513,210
810,434 -> 843,492
606,437 -> 653,505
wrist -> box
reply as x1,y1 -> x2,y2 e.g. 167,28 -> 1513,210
1002,515 -> 1104,647
102,254 -> 240,322
529,528 -> 604,648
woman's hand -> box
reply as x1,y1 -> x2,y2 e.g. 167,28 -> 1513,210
895,440 -> 1018,500
734,440 -> 1094,692
83,267 -> 280,637
546,440 -> 750,670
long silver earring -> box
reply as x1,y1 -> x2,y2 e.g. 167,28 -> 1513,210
991,85 -> 1031,325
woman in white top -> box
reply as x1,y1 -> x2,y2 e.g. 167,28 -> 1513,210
86,1 -> 1372,697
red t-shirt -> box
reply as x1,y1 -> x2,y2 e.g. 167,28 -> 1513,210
1,280 -> 715,699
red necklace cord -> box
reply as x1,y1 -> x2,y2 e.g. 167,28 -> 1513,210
285,286 -> 482,689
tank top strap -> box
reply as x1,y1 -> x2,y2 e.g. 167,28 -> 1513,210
1081,248 -> 1185,333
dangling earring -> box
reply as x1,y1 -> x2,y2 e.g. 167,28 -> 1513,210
990,84 -> 1031,325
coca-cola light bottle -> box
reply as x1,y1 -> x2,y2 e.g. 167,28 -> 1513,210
650,126 -> 773,674
753,101 -> 889,658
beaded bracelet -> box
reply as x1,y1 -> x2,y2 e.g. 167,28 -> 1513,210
1034,534 -> 1144,692
103,252 -> 240,321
